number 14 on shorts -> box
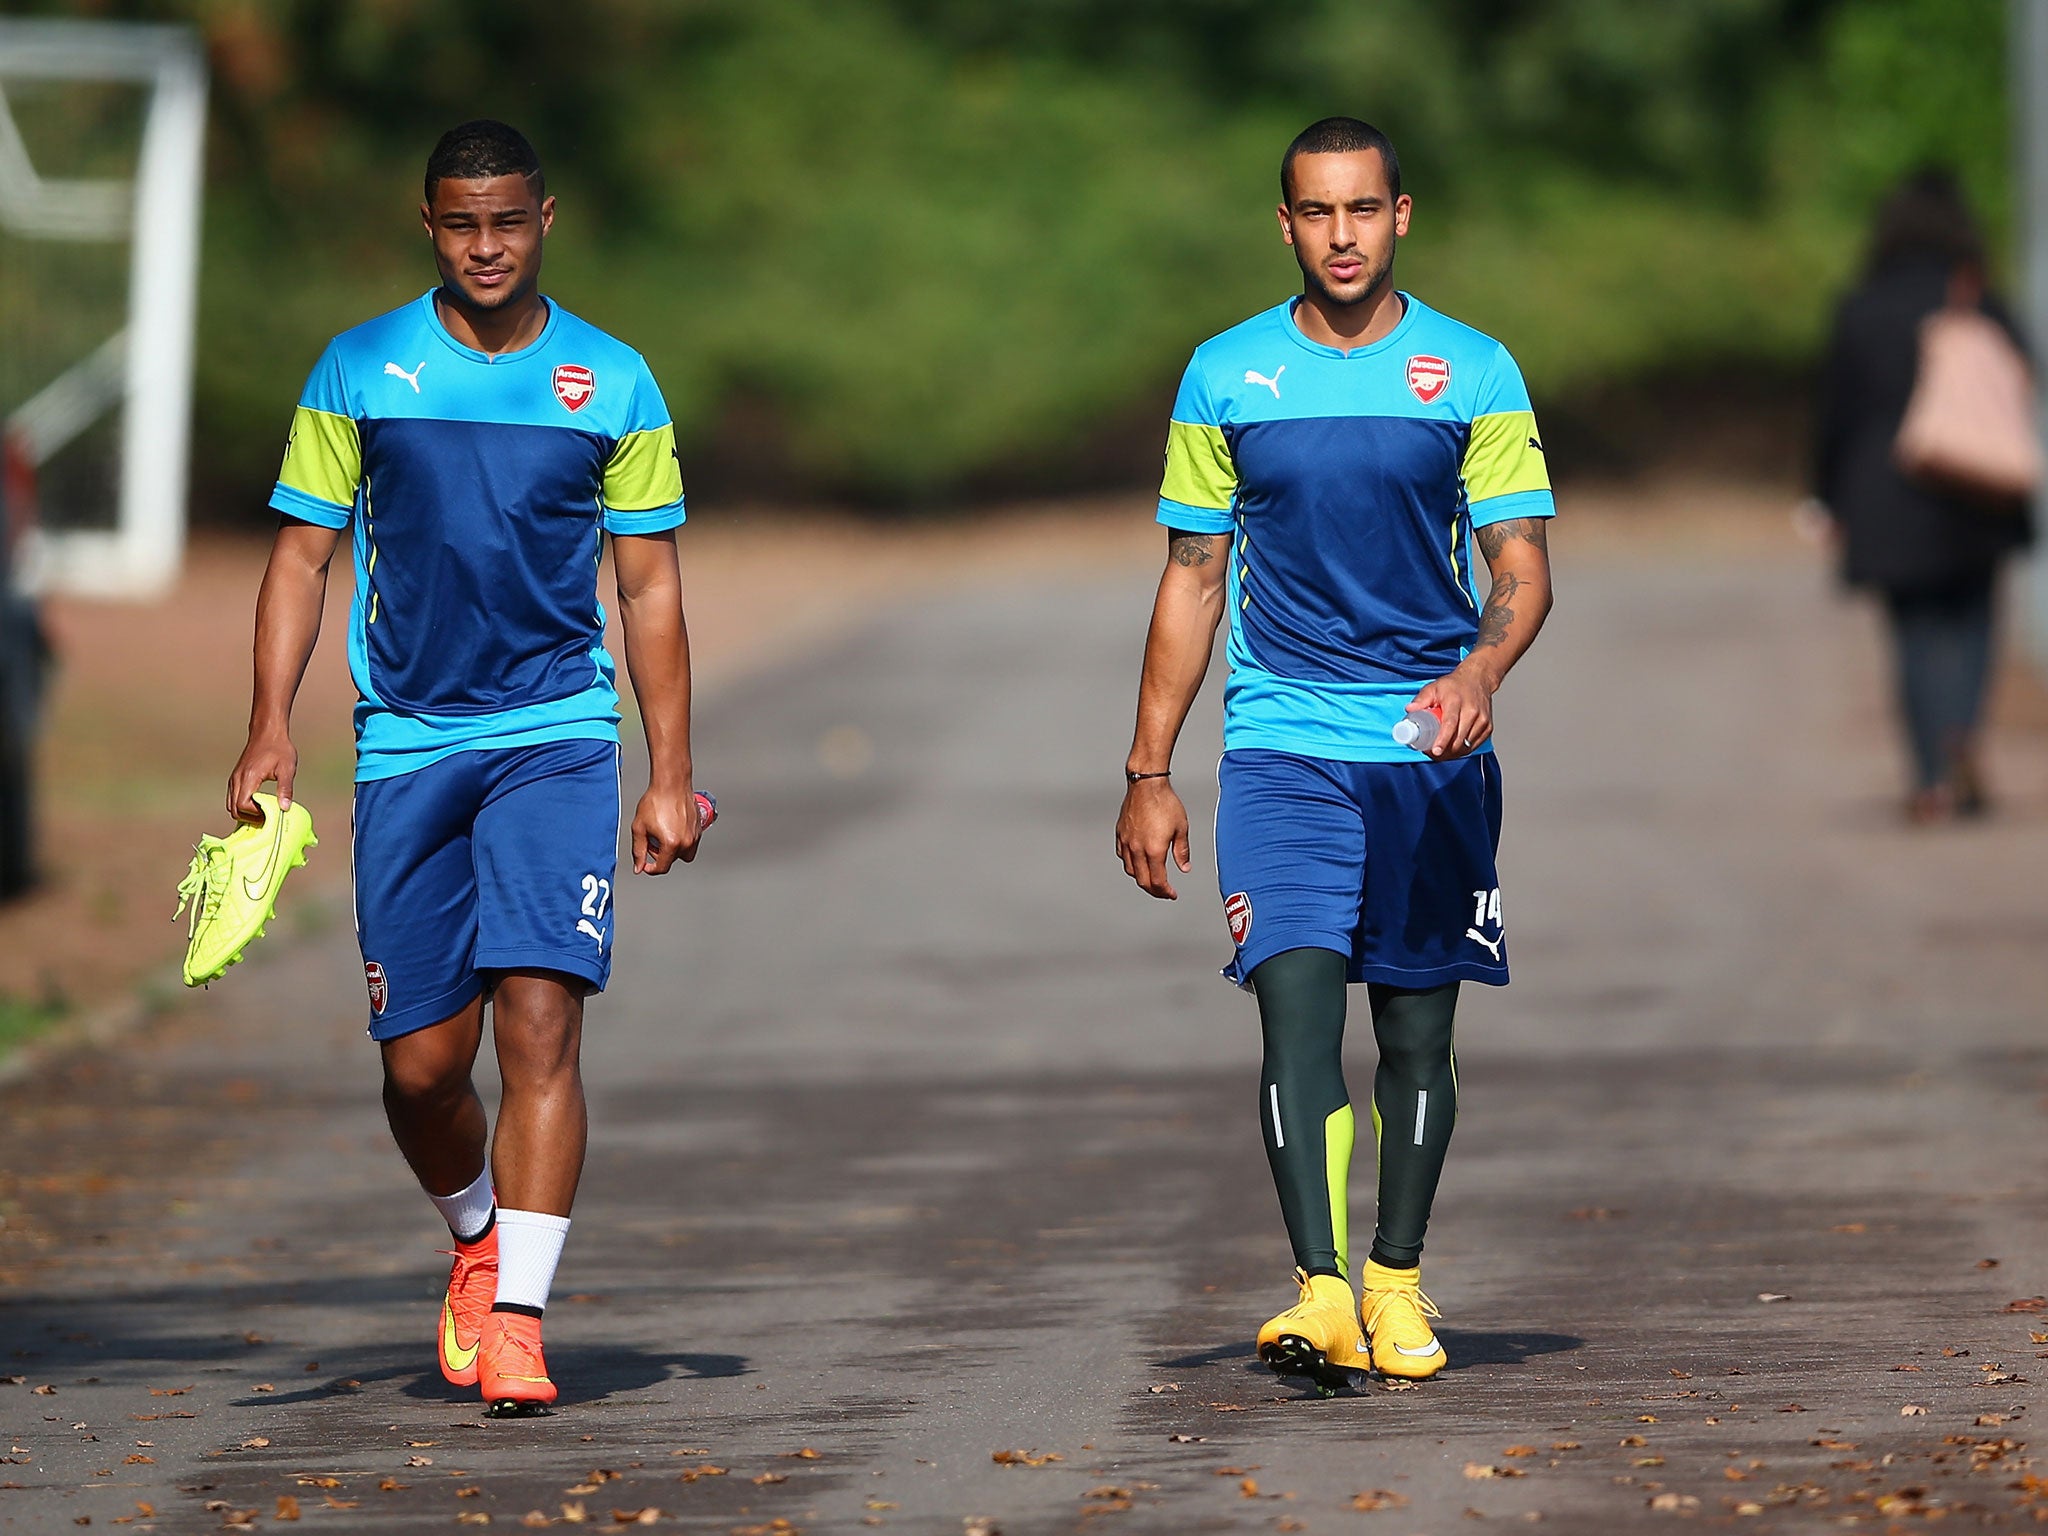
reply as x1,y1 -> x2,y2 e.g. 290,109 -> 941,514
1471,887 -> 1502,928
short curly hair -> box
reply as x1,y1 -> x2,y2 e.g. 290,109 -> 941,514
424,120 -> 544,204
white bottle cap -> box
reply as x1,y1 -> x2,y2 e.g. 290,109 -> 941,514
1392,718 -> 1420,746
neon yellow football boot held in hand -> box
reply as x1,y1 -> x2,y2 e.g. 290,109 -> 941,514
174,792 -> 317,986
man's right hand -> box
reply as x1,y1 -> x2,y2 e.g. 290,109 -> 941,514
1115,778 -> 1192,900
227,729 -> 298,822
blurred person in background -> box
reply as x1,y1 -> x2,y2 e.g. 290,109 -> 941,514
1814,168 -> 2034,823
0,434 -> 50,902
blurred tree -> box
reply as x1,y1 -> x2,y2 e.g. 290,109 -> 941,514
3,0 -> 2014,505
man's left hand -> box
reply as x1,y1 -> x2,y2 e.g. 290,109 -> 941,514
1409,664 -> 1496,760
633,784 -> 702,874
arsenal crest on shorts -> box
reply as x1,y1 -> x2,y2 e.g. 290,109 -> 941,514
1224,891 -> 1254,947
364,960 -> 389,1015
1406,355 -> 1450,404
552,364 -> 595,412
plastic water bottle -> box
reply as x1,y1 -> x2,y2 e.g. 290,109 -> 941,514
1391,707 -> 1441,753
694,791 -> 718,830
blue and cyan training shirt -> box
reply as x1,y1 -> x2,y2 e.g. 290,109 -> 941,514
1158,292 -> 1554,762
270,291 -> 686,782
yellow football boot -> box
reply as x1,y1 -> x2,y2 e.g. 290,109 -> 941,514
1256,1268 -> 1368,1395
1360,1258 -> 1446,1379
174,792 -> 317,986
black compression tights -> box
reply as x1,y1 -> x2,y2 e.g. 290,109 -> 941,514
1251,948 -> 1459,1276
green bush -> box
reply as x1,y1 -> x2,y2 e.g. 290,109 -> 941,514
6,0 -> 2015,504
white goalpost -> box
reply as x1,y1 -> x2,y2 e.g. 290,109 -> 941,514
0,18 -> 206,599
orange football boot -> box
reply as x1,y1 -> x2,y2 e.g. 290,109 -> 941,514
437,1227 -> 498,1387
477,1310 -> 557,1415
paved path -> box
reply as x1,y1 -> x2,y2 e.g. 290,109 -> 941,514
5,517 -> 2048,1534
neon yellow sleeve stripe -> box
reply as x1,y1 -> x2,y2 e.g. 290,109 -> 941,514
1461,409 -> 1549,502
277,406 -> 360,508
603,424 -> 684,512
1160,419 -> 1237,512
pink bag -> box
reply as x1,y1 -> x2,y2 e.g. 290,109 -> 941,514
1894,294 -> 2042,503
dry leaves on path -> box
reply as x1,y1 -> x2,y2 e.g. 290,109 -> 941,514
1351,1489 -> 1408,1511
991,1449 -> 1061,1467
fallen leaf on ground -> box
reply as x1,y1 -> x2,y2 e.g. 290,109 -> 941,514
1831,1223 -> 1867,1234
323,1498 -> 358,1511
122,1455 -> 152,1465
1648,1492 -> 1699,1512
559,1504 -> 586,1524
864,1501 -> 897,1511
779,1448 -> 820,1460
275,1495 -> 300,1521
241,1437 -> 271,1449
1238,1478 -> 1260,1497
521,1516 -> 550,1529
751,1471 -> 788,1485
1504,1446 -> 1537,1457
378,1478 -> 409,1491
404,1454 -> 432,1466
1465,1464 -> 1525,1480
1756,1293 -> 1790,1304
30,1386 -> 54,1396
1167,1433 -> 1203,1443
2006,1298 -> 2047,1313
567,1485 -> 602,1496
990,1450 -> 1061,1467
456,1516 -> 490,1528
675,1466 -> 728,1484
1351,1489 -> 1408,1510
1147,1383 -> 1182,1394
608,1512 -> 660,1526
458,1486 -> 483,1497
295,1477 -> 340,1489
146,1386 -> 190,1396
1619,1436 -> 1648,1448
1901,1404 -> 1929,1416
1083,1486 -> 1130,1500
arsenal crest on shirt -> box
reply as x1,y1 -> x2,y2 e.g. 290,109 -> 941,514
1224,891 -> 1254,947
1405,355 -> 1450,404
552,364 -> 595,412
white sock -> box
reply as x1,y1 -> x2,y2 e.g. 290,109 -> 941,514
427,1166 -> 496,1244
494,1209 -> 572,1313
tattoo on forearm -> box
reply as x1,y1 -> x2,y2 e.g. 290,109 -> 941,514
1475,517 -> 1549,565
1474,570 -> 1522,650
1168,531 -> 1220,567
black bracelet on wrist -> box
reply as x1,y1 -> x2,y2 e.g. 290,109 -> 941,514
1125,769 -> 1172,784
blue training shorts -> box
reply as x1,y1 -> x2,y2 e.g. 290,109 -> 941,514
351,738 -> 621,1040
1214,748 -> 1508,989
